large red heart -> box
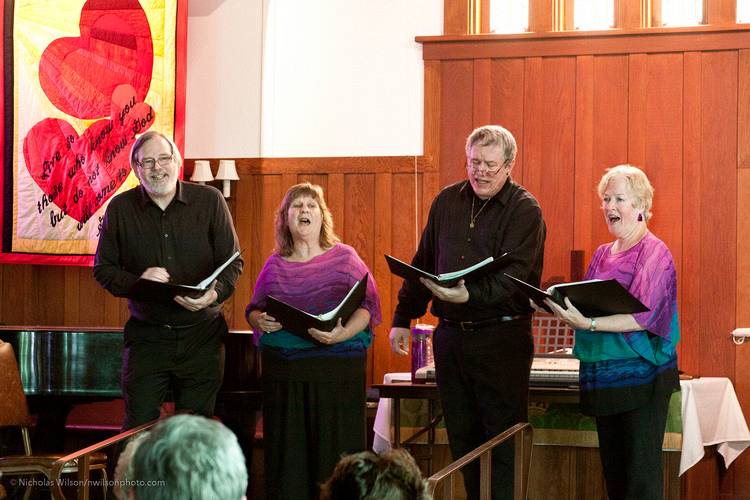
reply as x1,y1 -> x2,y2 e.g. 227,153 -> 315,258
23,84 -> 155,225
39,0 -> 153,119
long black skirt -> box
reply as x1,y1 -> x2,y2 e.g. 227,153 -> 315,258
261,347 -> 367,500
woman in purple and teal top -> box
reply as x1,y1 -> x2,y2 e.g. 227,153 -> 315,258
545,165 -> 679,500
246,182 -> 381,500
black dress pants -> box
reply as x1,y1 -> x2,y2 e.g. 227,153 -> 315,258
595,390 -> 672,500
433,318 -> 534,500
121,315 -> 226,430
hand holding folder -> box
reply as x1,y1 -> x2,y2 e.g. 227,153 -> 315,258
504,273 -> 649,318
265,274 -> 369,342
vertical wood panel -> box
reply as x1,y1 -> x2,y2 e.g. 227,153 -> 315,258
327,173 -> 345,237
524,57 -> 577,282
680,52 -> 702,375
699,51 -> 737,379
739,50 -> 750,169
490,58 -> 525,172
444,0 -> 467,35
591,55 -> 629,248
574,55 -> 595,260
441,60 -> 474,188
473,59 -> 492,126
628,53 -> 648,166
373,173 -> 393,384
643,53 -> 683,282
424,60 -> 442,168
735,168 -> 750,494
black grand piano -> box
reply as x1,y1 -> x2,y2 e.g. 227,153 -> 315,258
0,326 -> 261,460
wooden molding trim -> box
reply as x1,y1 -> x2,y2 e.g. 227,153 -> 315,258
184,156 -> 436,176
418,26 -> 750,59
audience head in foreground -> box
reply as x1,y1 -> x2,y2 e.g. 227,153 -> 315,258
131,414 -> 247,500
320,448 -> 432,500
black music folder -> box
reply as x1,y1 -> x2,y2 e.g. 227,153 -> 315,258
131,251 -> 241,301
265,273 -> 369,340
385,252 -> 510,288
504,273 -> 650,318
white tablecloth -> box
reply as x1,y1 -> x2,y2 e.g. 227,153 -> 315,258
372,372 -> 411,454
679,377 -> 750,475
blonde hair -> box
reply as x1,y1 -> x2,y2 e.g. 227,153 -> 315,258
275,182 -> 340,257
598,164 -> 654,222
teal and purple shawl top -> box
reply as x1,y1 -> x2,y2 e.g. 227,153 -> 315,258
247,243 -> 382,353
573,231 -> 680,416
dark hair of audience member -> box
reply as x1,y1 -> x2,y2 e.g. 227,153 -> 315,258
320,448 -> 432,500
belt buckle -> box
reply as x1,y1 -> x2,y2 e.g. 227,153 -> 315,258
459,321 -> 474,331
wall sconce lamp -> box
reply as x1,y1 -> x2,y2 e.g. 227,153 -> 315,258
190,160 -> 214,184
732,328 -> 750,345
215,159 -> 239,198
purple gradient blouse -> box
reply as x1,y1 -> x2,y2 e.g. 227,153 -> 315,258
247,243 -> 382,348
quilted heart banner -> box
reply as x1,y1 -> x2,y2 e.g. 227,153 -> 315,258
1,0 -> 187,265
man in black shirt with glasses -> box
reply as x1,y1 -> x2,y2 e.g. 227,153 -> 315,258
94,130 -> 242,430
389,125 -> 546,500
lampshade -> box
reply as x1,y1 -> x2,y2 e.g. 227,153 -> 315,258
215,160 -> 239,197
190,160 -> 214,184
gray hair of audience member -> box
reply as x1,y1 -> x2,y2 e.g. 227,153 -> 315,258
131,414 -> 247,500
113,430 -> 151,500
320,448 -> 432,500
129,130 -> 183,170
465,125 -> 517,165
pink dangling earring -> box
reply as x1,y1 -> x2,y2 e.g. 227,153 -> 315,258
637,213 -> 643,222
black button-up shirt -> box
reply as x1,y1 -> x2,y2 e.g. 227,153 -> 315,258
94,181 -> 243,326
392,179 -> 546,327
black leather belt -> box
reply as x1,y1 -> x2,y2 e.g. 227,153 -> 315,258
440,314 -> 530,331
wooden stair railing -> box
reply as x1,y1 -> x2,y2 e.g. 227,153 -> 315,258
427,422 -> 533,500
49,419 -> 159,500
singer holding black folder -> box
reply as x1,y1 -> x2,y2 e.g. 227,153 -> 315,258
542,165 -> 680,500
389,125 -> 546,500
94,131 -> 243,431
245,182 -> 381,500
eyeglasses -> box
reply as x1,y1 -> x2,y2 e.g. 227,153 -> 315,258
466,159 -> 508,176
137,154 -> 174,170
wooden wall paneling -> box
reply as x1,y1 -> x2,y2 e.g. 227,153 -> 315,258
591,55 -> 630,248
521,57 -> 543,189
440,60 -> 474,188
419,30 -> 750,62
740,49 -> 750,169
327,173 -> 345,241
63,267 -> 80,325
424,60 -> 442,168
344,173 -> 377,383
489,58 -> 525,170
3,265 -> 29,324
704,0 -> 737,26
574,55 -> 595,260
698,50 -> 737,380
627,53 -> 648,166
543,56 -> 576,282
77,269 -> 105,326
102,276 -> 123,327
230,171 -> 256,330
573,447 -> 607,498
643,53 -> 684,283
297,173 -> 328,192
736,49 -> 750,498
444,0 -> 467,35
388,172 -> 421,376
616,0 -> 644,29
528,0 -> 554,32
473,59 -> 492,126
527,446 -> 574,499
680,51 -> 702,375
373,173 -> 393,385
39,266 -> 65,324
